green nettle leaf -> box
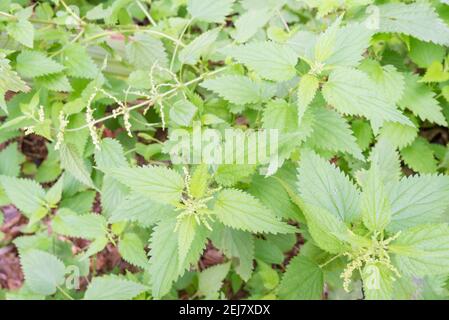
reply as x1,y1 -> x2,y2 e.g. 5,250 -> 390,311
214,164 -> 257,187
197,262 -> 231,299
378,2 -> 449,46
189,164 -> 210,199
109,192 -> 174,226
202,75 -> 276,105
225,42 -> 298,81
248,174 -> 301,221
359,60 -> 405,104
390,224 -> 449,277
362,263 -> 394,300
149,218 -> 208,299
6,19 -> 34,48
63,44 -> 99,79
0,142 -> 25,176
16,51 -> 65,78
297,74 -> 319,124
179,28 -> 220,65
0,54 -> 30,112
169,99 -> 197,126
232,7 -> 273,43
36,73 -> 72,92
361,164 -> 391,232
0,176 -> 46,217
84,275 -> 149,300
409,38 -> 446,68
118,233 -> 149,270
105,166 -> 184,204
278,255 -> 323,300
213,189 -> 297,234
59,143 -> 96,189
177,214 -> 197,268
322,67 -> 411,130
94,138 -> 128,169
314,21 -> 373,68
398,73 -> 447,126
388,175 -> 449,232
400,137 -> 438,174
187,0 -> 234,23
210,224 -> 254,281
378,122 -> 418,150
300,203 -> 354,254
52,209 -> 107,240
125,33 -> 168,68
297,150 -> 360,223
305,106 -> 364,160
20,250 -> 66,296
262,99 -> 298,133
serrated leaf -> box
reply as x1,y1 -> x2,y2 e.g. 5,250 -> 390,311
149,218 -> 208,298
388,174 -> 449,232
213,189 -> 296,234
179,28 -> 220,65
248,174 -> 301,221
202,75 -> 276,105
94,138 -> 128,169
391,224 -> 449,277
378,122 -> 418,149
378,3 -> 449,46
0,54 -> 30,112
187,0 -> 234,23
314,21 -> 373,68
214,164 -> 256,187
16,51 -> 65,78
197,262 -> 231,299
52,209 -> 107,240
297,150 -> 360,223
232,7 -> 273,43
35,73 -> 72,92
359,60 -> 405,104
118,233 -> 149,270
278,255 -> 323,300
105,166 -> 184,204
225,42 -> 298,81
20,250 -> 65,296
210,224 -> 254,281
297,74 -> 319,125
0,176 -> 45,217
362,263 -> 394,300
125,33 -> 168,68
305,106 -> 364,160
84,275 -> 148,300
0,142 -> 25,176
109,192 -> 174,226
7,19 -> 34,48
262,99 -> 297,133
398,73 -> 447,126
322,67 -> 411,129
361,164 -> 391,232
63,44 -> 99,79
169,99 -> 197,126
189,164 -> 210,199
59,143 -> 95,189
400,137 -> 437,174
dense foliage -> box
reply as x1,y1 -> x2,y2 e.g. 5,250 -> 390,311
1,0 -> 449,300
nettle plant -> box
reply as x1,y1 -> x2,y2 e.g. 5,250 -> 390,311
1,0 -> 449,300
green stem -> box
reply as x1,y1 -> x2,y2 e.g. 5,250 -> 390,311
136,0 -> 157,27
169,18 -> 192,71
319,253 -> 343,268
65,67 -> 227,132
57,286 -> 75,300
